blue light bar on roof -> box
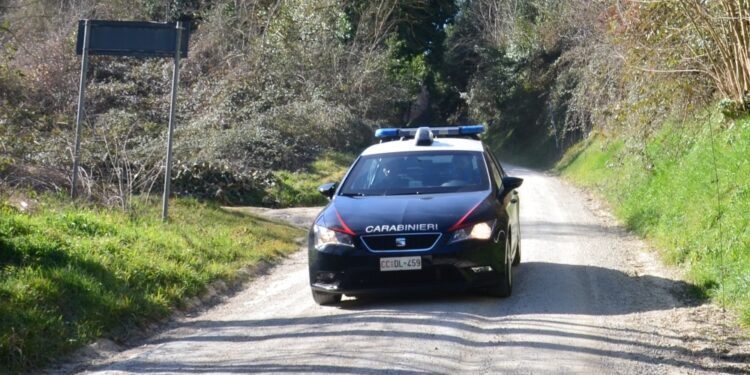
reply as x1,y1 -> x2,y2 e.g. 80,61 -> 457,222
375,128 -> 399,138
459,125 -> 485,135
374,125 -> 485,139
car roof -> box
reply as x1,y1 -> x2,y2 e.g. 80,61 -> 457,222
360,137 -> 485,156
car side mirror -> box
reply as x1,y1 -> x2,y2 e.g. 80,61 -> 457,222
318,182 -> 337,199
502,176 -> 523,191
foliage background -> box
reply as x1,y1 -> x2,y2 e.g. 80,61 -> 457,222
2,1 -> 742,195
0,0 -> 456,206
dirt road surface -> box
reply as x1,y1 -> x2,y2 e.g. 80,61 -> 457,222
72,167 -> 749,374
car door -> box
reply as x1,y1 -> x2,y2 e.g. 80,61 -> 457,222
493,156 -> 520,242
486,151 -> 520,252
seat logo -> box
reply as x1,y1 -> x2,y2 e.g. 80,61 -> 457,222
395,237 -> 407,247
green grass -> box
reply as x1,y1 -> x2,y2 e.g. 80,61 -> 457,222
558,111 -> 750,324
0,196 -> 303,373
267,151 -> 354,207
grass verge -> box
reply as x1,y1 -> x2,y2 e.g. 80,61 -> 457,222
267,151 -> 354,207
557,111 -> 750,324
0,196 -> 303,373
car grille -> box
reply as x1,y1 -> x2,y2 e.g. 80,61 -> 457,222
361,233 -> 441,251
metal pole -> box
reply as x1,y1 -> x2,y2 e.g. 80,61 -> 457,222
72,20 -> 91,198
162,21 -> 182,221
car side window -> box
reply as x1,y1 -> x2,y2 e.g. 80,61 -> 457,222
485,152 -> 504,192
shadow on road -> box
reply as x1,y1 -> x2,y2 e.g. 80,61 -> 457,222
88,262 -> 750,374
123,313 -> 748,374
88,361 -> 432,374
332,261 -> 700,316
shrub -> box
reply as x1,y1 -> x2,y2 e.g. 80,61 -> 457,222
171,161 -> 272,205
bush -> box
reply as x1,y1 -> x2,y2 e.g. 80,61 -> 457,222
718,98 -> 749,120
184,99 -> 371,174
171,161 -> 272,205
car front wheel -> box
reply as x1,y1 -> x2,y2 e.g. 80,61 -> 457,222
487,233 -> 513,297
512,236 -> 521,266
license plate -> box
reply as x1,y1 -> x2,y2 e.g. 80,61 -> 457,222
380,256 -> 422,272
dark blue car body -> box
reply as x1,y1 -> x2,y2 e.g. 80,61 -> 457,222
308,127 -> 522,305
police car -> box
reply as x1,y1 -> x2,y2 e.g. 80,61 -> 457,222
308,125 -> 523,305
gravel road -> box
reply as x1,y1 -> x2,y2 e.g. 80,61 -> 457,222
73,167 -> 749,374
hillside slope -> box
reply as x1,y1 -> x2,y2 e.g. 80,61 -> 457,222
558,112 -> 750,324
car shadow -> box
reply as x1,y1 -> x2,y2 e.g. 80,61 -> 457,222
337,261 -> 701,316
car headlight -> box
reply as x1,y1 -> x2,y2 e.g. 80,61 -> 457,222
313,225 -> 354,249
449,220 -> 496,243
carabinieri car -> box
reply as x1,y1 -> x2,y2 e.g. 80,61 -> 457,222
308,125 -> 523,305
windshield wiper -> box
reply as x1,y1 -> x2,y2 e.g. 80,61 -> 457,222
340,192 -> 366,197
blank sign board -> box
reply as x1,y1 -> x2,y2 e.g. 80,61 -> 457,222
75,20 -> 190,58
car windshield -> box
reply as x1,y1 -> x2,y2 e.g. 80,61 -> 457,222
339,151 -> 490,196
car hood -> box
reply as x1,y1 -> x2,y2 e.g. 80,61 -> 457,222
318,191 -> 492,235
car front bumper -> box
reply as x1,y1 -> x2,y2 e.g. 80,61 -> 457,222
308,239 -> 507,295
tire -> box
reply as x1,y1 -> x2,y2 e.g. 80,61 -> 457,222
512,236 -> 521,266
311,290 -> 342,305
487,234 -> 513,297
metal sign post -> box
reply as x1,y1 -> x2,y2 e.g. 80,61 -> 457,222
71,20 -> 91,198
162,21 -> 182,221
72,19 -> 190,220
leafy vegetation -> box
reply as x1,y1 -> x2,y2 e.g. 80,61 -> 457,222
434,1 -> 750,167
0,0 -> 448,205
0,197 -> 303,373
2,1 -> 749,187
558,111 -> 750,324
442,1 -> 750,324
